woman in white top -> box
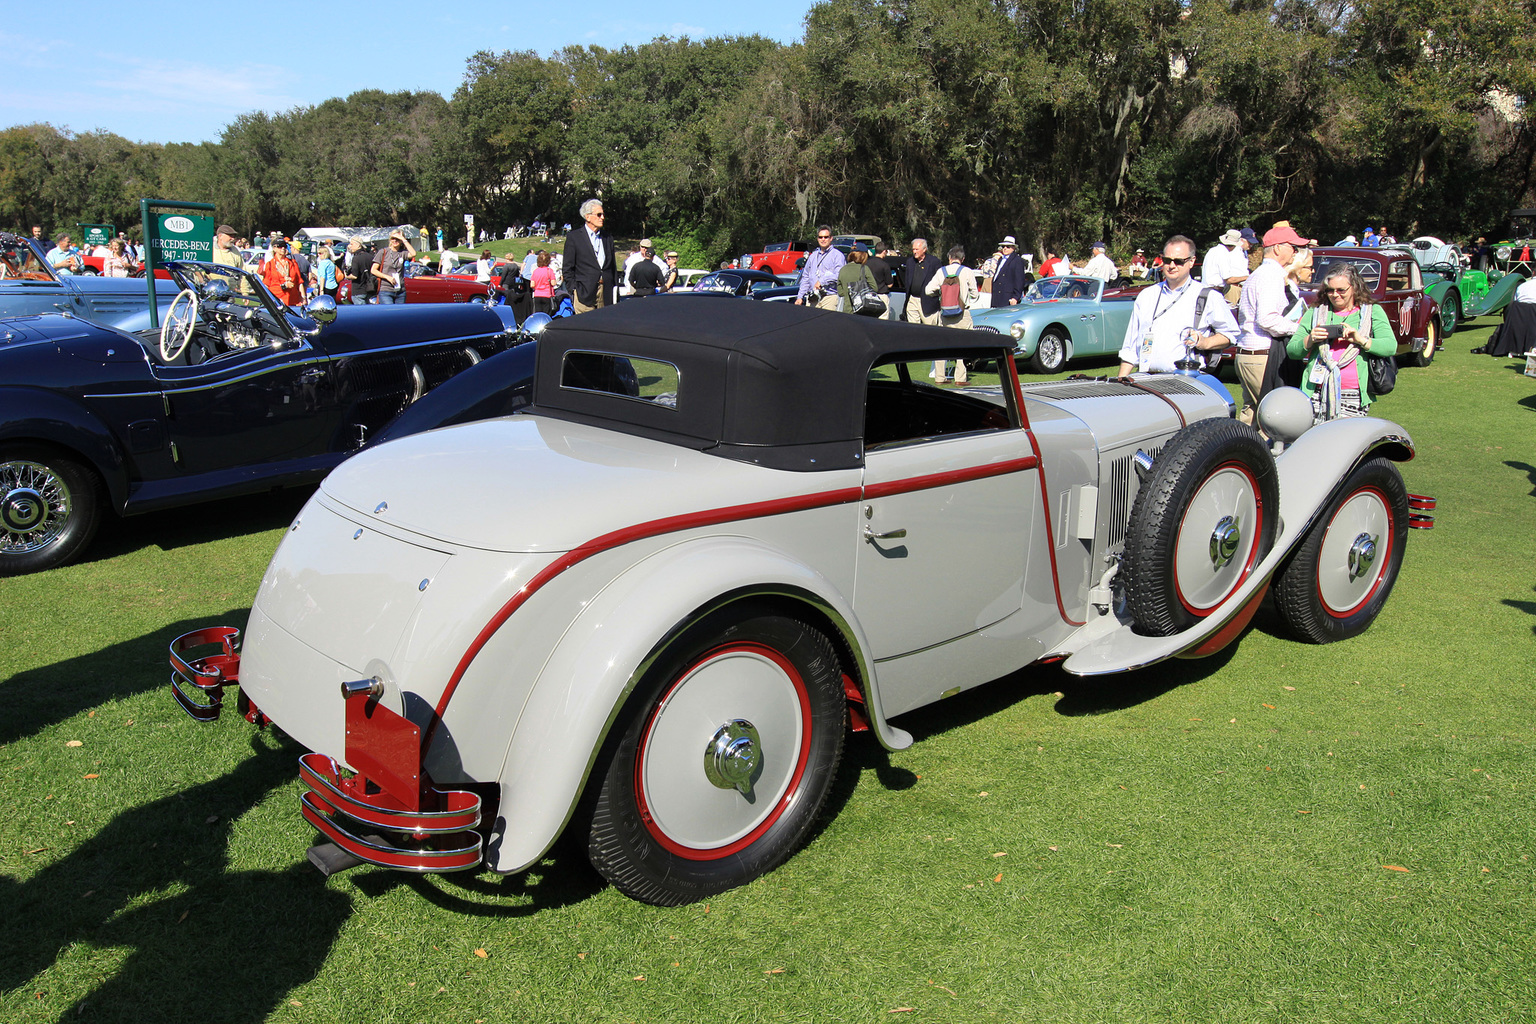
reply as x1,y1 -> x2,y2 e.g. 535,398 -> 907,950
475,250 -> 496,283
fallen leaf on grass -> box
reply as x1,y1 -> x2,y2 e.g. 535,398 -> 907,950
978,791 -> 989,798
1047,846 -> 1058,852
633,975 -> 646,981
177,911 -> 189,923
890,1008 -> 916,1013
993,873 -> 1003,883
289,1000 -> 301,1006
1229,718 -> 1237,724
125,720 -> 134,727
1382,865 -> 1410,872
1283,686 -> 1295,691
1297,810 -> 1312,814
1261,703 -> 1276,709
1482,867 -> 1490,873
577,953 -> 587,960
88,711 -> 96,718
26,847 -> 50,855
474,949 -> 489,958
992,851 -> 1007,858
66,741 -> 82,748
765,968 -> 785,974
1107,843 -> 1123,848
929,981 -> 958,997
83,774 -> 99,780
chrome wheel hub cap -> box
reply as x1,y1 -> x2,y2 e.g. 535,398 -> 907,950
1209,515 -> 1242,569
3,487 -> 46,533
1,461 -> 71,554
704,719 -> 761,796
1347,533 -> 1377,582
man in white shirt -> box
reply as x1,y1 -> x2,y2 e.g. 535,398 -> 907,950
1514,276 -> 1536,304
1235,224 -> 1310,425
1202,229 -> 1249,302
1081,242 -> 1117,282
1117,235 -> 1238,376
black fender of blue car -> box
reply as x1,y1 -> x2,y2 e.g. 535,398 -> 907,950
0,385 -> 134,511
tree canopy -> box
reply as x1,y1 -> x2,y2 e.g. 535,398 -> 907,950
4,0 -> 1533,265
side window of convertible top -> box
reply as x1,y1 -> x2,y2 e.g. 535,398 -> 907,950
561,350 -> 679,408
864,357 -> 1014,449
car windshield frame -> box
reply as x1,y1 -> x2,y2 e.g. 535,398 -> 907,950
1025,276 -> 1101,302
0,237 -> 63,285
163,260 -> 294,338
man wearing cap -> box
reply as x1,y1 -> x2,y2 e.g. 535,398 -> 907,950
212,224 -> 243,270
1235,224 -> 1310,425
622,239 -> 665,297
1081,241 -> 1117,282
1117,235 -> 1237,377
1202,229 -> 1250,304
795,225 -> 846,310
627,240 -> 664,296
992,236 -> 1029,305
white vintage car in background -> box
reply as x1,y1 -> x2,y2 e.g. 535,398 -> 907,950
171,302 -> 1434,905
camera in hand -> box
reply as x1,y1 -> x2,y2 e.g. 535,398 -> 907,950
1323,323 -> 1345,341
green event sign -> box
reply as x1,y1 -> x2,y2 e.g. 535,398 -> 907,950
77,224 -> 113,247
145,211 -> 214,266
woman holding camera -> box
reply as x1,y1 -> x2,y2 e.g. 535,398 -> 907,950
1285,263 -> 1395,420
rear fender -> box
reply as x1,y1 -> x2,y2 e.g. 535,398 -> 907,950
0,387 -> 129,509
482,535 -> 883,873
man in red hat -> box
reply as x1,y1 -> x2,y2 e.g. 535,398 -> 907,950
1235,223 -> 1310,426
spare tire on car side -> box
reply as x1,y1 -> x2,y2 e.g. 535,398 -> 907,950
1123,418 -> 1280,637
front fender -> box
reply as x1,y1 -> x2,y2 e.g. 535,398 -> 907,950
1061,416 -> 1414,676
483,535 -> 884,873
0,386 -> 130,509
1473,271 -> 1525,315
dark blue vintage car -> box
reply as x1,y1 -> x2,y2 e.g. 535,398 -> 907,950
1,259 -> 525,575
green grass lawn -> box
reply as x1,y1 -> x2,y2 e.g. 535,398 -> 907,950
2,324 -> 1533,1022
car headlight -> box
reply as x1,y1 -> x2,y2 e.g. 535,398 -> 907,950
1495,245 -> 1512,261
1009,321 -> 1025,341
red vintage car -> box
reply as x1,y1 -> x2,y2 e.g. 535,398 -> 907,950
742,241 -> 809,276
1306,248 -> 1442,366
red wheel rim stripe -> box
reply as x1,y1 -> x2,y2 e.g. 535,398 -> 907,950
633,642 -> 813,862
1173,460 -> 1265,616
1317,485 -> 1394,617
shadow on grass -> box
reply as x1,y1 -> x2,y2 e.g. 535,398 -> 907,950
0,734 -> 351,1022
1508,460 -> 1536,497
350,844 -> 606,916
0,608 -> 252,747
75,486 -> 313,568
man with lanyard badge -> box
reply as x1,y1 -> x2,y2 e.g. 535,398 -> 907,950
795,225 -> 846,310
1117,234 -> 1238,376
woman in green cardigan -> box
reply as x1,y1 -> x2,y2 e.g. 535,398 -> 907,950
1286,262 -> 1397,420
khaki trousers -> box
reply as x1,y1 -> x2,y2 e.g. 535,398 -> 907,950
573,281 -> 608,315
1236,349 -> 1268,426
905,295 -> 940,325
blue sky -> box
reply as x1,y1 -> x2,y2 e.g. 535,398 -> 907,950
3,3 -> 813,146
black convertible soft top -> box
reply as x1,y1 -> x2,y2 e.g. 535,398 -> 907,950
531,298 -> 1008,470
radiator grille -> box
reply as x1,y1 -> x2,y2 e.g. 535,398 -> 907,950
1105,444 -> 1162,547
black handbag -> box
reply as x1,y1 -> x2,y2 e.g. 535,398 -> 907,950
1365,352 -> 1396,396
847,272 -> 887,317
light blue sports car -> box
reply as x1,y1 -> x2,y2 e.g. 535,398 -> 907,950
970,276 -> 1148,373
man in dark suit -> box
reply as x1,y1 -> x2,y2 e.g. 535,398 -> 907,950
991,235 -> 1029,306
902,238 -> 942,324
561,198 -> 616,313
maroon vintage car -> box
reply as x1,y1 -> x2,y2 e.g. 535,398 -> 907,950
1306,248 -> 1442,366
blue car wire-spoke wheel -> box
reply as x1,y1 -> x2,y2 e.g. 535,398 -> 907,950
1028,328 -> 1068,374
0,446 -> 101,577
1123,419 -> 1279,636
586,608 -> 846,906
1272,457 -> 1408,643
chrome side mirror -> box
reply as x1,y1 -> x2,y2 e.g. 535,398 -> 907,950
305,295 -> 337,325
520,312 -> 553,336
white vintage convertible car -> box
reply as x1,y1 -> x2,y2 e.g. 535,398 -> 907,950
171,302 -> 1434,905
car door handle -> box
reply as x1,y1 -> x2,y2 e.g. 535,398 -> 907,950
298,368 -> 326,383
863,526 -> 907,542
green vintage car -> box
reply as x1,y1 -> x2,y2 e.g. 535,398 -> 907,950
1491,209 -> 1535,278
968,275 -> 1148,373
1398,237 -> 1525,336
